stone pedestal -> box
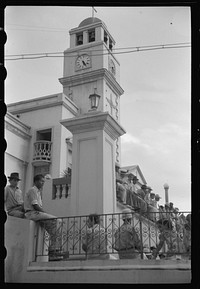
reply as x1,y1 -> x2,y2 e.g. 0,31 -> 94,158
28,221 -> 49,262
61,112 -> 126,216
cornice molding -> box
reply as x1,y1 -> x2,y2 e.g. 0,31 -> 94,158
5,120 -> 32,140
59,68 -> 124,96
5,112 -> 31,130
7,94 -> 79,116
60,111 -> 126,140
7,93 -> 59,108
62,94 -> 79,116
7,101 -> 62,115
5,152 -> 29,166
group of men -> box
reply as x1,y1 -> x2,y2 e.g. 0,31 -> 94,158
82,208 -> 142,260
5,172 -> 62,259
82,208 -> 191,260
116,172 -> 161,218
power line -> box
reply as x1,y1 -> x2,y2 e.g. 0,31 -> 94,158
6,27 -> 67,33
5,42 -> 191,56
6,23 -> 67,32
5,43 -> 191,61
6,51 -> 63,57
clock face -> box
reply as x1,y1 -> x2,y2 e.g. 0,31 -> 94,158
76,54 -> 91,69
109,59 -> 116,76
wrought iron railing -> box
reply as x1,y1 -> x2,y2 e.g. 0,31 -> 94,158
33,140 -> 52,162
34,211 -> 191,262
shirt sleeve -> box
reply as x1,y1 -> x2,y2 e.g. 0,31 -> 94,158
28,188 -> 40,206
15,189 -> 24,204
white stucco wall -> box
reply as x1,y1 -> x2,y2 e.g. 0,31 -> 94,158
5,113 -> 31,193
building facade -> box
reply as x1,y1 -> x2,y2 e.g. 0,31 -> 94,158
5,17 -> 129,215
5,16 -> 191,283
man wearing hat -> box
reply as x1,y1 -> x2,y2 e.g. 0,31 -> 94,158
135,184 -> 148,214
144,186 -> 152,204
113,208 -> 142,259
116,169 -> 128,204
137,184 -> 147,199
5,172 -> 25,218
126,174 -> 140,209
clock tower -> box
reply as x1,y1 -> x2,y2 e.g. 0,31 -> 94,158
59,17 -> 124,164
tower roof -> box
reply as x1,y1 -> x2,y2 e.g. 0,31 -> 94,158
78,17 -> 106,28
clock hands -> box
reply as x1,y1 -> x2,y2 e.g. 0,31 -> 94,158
76,55 -> 90,69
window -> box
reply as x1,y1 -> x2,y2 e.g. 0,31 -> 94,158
104,31 -> 108,44
76,33 -> 83,45
36,129 -> 51,141
88,29 -> 95,42
109,38 -> 113,51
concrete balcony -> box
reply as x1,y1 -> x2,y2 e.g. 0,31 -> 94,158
32,141 -> 52,165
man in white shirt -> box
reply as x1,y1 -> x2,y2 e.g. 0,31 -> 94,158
24,174 -> 63,259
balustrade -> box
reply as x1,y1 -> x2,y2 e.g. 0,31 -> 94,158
52,177 -> 71,200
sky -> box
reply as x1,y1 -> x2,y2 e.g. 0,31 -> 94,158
5,6 -> 191,211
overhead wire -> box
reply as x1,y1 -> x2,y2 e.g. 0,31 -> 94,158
5,23 -> 67,32
5,42 -> 191,61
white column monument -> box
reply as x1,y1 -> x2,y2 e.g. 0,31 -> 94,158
164,183 -> 169,205
60,111 -> 126,216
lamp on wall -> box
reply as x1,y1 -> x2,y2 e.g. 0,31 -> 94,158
89,93 -> 101,110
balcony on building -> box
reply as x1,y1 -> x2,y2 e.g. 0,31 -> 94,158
32,140 -> 52,165
32,129 -> 52,166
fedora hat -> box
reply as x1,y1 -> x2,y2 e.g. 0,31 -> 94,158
155,194 -> 161,201
127,173 -> 134,178
141,184 -> 147,189
8,172 -> 21,180
122,208 -> 133,220
127,173 -> 138,180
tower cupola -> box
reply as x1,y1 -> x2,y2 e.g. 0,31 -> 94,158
68,17 -> 115,51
